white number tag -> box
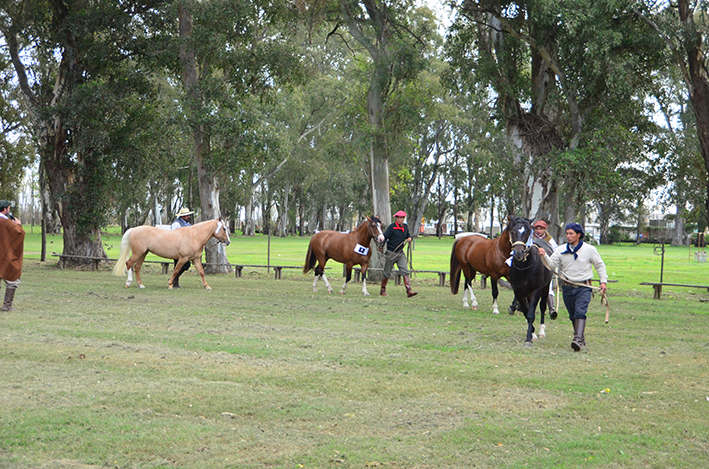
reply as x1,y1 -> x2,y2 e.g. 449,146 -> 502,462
354,244 -> 369,256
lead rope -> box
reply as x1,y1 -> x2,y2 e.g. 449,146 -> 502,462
540,254 -> 611,323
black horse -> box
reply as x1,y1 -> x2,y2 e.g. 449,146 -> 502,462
507,216 -> 554,346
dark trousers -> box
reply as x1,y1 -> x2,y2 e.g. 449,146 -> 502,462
562,285 -> 592,321
173,260 -> 191,276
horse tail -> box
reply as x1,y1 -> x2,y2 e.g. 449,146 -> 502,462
111,228 -> 133,276
303,243 -> 316,274
450,239 -> 462,294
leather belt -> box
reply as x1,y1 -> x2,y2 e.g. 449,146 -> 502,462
562,279 -> 592,288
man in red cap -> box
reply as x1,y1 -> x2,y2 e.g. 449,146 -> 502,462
533,220 -> 558,318
379,210 -> 417,297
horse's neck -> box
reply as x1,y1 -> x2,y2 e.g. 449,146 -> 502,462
353,222 -> 371,244
194,220 -> 217,243
497,228 -> 511,251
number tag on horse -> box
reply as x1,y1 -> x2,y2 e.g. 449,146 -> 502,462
354,244 -> 369,256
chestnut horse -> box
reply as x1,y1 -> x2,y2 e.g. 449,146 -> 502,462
303,216 -> 384,296
111,219 -> 231,290
507,216 -> 553,346
449,221 -> 514,314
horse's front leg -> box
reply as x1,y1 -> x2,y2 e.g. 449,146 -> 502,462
192,259 -> 211,290
360,266 -> 370,297
169,259 -> 189,289
491,280 -> 500,314
525,312 -> 536,346
340,265 -> 352,295
538,294 -> 547,339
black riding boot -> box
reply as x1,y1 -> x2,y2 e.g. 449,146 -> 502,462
547,294 -> 557,319
571,318 -> 586,351
1,286 -> 16,311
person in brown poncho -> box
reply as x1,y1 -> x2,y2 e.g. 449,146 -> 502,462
0,200 -> 25,311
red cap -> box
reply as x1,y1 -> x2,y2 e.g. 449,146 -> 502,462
533,220 -> 548,229
394,210 -> 407,217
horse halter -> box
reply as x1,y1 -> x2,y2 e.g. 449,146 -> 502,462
509,224 -> 532,262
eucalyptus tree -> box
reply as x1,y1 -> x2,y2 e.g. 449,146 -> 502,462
446,0 -> 665,233
0,60 -> 31,202
320,0 -> 437,223
652,78 -> 707,243
386,62 -> 457,238
635,0 -> 709,229
175,0 -> 304,269
0,0 -> 173,259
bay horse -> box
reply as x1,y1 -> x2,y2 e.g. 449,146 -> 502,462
450,224 -> 514,314
507,216 -> 553,346
303,216 -> 384,296
111,219 -> 231,290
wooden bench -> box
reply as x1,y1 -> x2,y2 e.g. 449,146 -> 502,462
52,253 -> 171,273
639,282 -> 709,299
231,264 -> 324,279
351,267 -> 447,287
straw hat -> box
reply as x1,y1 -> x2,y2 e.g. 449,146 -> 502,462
177,207 -> 194,217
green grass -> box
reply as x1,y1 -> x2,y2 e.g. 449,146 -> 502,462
2,231 -> 709,468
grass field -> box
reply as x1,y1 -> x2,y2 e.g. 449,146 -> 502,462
2,230 -> 709,468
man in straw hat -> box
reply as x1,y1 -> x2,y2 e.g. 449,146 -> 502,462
170,207 -> 194,288
539,223 -> 607,351
379,210 -> 417,298
0,200 -> 25,311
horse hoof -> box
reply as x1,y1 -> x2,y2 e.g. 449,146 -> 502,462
492,311 -> 499,315
532,333 -> 538,340
524,341 -> 533,347
550,311 -> 558,320
205,286 -> 212,291
124,284 -> 130,288
363,292 -> 370,297
471,306 -> 478,311
539,333 -> 546,339
508,307 -> 515,315
139,285 -> 145,289
312,289 -> 317,293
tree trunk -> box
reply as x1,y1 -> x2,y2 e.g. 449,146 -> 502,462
678,0 -> 709,230
180,5 -> 228,274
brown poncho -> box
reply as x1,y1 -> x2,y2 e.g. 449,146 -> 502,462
0,216 -> 25,281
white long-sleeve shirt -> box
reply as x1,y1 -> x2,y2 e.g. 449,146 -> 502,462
546,241 -> 608,284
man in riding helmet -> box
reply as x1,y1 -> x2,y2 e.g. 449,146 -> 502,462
378,210 -> 417,298
170,207 -> 194,288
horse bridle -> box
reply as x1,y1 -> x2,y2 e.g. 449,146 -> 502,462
370,220 -> 385,251
509,223 -> 533,263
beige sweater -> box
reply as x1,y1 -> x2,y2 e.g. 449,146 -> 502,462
546,242 -> 608,284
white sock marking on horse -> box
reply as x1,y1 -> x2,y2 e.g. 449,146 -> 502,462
126,269 -> 133,288
322,274 -> 333,293
469,286 -> 479,310
361,278 -> 369,296
340,280 -> 347,295
539,324 -> 546,339
492,298 -> 499,314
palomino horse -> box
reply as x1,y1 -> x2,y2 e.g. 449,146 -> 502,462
449,222 -> 514,314
111,219 -> 231,290
507,216 -> 553,346
303,216 -> 384,296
